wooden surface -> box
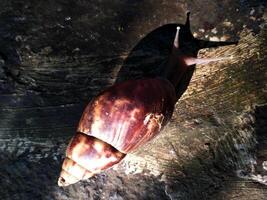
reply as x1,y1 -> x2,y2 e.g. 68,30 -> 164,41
0,1 -> 266,199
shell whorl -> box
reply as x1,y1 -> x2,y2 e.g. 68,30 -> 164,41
77,78 -> 176,153
58,132 -> 125,186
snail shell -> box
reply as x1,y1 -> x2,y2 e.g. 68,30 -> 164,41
58,78 -> 176,186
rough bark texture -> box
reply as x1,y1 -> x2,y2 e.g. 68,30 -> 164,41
0,0 -> 266,200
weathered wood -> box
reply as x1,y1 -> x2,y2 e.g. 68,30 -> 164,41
0,0 -> 266,199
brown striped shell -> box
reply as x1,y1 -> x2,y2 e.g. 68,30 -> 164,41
77,78 -> 176,153
58,78 -> 176,186
58,133 -> 126,186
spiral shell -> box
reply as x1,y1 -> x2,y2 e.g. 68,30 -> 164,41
78,78 -> 176,153
58,78 -> 176,186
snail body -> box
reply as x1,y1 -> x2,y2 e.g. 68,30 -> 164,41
58,12 -> 237,186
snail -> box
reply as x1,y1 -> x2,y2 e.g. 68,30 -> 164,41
58,12 -> 237,186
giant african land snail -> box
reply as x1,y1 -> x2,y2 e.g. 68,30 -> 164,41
58,12 -> 237,186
